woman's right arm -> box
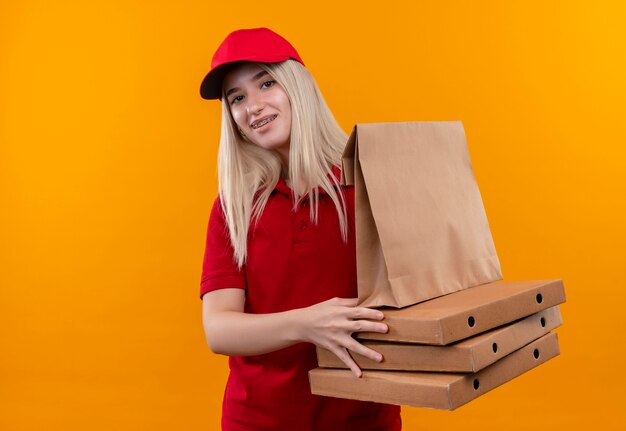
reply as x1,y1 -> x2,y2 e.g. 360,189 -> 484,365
202,289 -> 388,377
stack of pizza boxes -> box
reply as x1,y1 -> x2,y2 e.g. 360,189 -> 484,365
308,122 -> 566,410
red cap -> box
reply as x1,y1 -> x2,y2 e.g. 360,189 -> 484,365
199,27 -> 305,100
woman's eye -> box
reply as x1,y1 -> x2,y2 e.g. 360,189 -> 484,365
230,95 -> 244,105
261,80 -> 275,89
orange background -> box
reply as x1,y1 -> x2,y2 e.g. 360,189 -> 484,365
1,1 -> 625,429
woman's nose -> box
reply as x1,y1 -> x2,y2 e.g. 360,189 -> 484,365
246,91 -> 264,114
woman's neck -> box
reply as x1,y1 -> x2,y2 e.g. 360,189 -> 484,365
285,176 -> 307,195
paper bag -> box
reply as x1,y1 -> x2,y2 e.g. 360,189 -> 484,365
342,121 -> 502,308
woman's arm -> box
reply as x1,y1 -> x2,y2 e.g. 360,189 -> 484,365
202,288 -> 388,377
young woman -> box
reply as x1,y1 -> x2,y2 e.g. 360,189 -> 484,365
199,27 -> 401,430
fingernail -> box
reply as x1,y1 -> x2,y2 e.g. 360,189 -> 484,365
377,354 -> 383,362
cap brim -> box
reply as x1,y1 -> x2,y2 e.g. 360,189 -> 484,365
199,56 -> 304,100
199,62 -> 243,100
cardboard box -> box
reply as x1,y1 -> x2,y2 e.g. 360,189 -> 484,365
358,279 -> 565,345
342,121 -> 502,308
317,306 -> 562,372
310,332 -> 560,410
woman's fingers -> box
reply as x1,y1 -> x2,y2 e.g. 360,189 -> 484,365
344,338 -> 384,363
307,297 -> 389,379
331,300 -> 389,334
334,297 -> 359,307
347,307 -> 385,321
348,320 -> 388,334
333,299 -> 387,326
332,346 -> 363,378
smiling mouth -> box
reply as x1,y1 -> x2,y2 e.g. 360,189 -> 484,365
251,115 -> 277,130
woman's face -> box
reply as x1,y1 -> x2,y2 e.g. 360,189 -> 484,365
222,63 -> 292,161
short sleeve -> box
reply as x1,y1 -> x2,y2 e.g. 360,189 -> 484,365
199,196 -> 246,299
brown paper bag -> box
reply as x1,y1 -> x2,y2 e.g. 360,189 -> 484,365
342,121 -> 502,308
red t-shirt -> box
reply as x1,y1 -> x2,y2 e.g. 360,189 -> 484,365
200,166 -> 401,431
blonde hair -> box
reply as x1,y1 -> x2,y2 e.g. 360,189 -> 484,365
217,60 -> 349,268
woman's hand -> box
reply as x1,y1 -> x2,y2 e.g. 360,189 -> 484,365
203,291 -> 387,378
296,297 -> 388,378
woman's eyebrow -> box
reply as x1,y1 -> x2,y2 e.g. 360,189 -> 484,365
252,70 -> 270,81
225,71 -> 270,98
225,87 -> 238,98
